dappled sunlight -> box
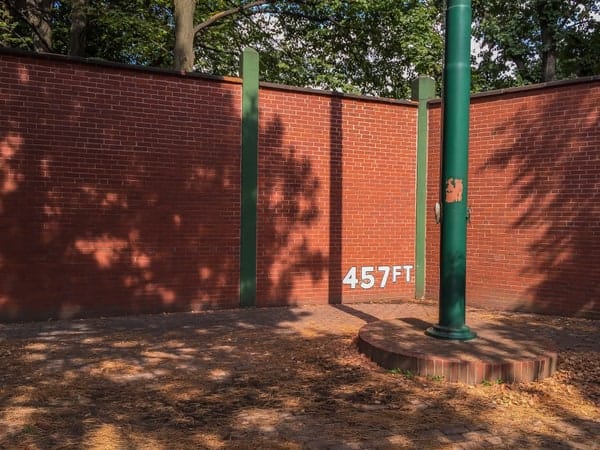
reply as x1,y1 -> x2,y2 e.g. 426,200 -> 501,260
192,166 -> 218,183
0,306 -> 598,448
74,235 -> 129,269
70,231 -> 182,306
85,424 -> 128,450
36,328 -> 93,340
258,116 -> 328,306
0,133 -> 21,158
0,57 -> 247,320
208,369 -> 231,382
0,407 -> 41,437
75,187 -> 129,212
208,344 -> 236,353
476,87 -> 600,316
100,192 -> 128,208
0,132 -> 23,194
111,340 -> 141,349
198,266 -> 212,281
24,342 -> 51,351
16,65 -> 29,83
150,286 -> 177,304
0,54 -> 355,321
454,377 -> 599,444
22,352 -> 48,363
235,408 -> 290,434
141,350 -> 193,361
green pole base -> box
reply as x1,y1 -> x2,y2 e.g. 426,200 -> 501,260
425,324 -> 477,341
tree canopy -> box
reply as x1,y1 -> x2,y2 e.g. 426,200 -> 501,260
471,0 -> 600,91
1,0 -> 599,98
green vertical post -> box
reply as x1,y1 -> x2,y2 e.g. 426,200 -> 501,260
411,76 -> 436,300
426,0 -> 476,340
240,48 -> 259,307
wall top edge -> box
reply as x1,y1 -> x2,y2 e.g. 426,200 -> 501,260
259,81 -> 418,107
426,74 -> 600,105
1,47 -> 418,107
0,46 -> 243,84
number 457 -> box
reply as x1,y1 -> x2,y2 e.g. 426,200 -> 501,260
342,265 -> 413,289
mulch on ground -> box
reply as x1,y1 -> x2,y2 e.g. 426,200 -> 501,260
0,302 -> 598,449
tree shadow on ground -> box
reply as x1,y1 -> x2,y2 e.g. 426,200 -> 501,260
0,307 -> 597,448
480,86 -> 600,318
0,53 -> 326,321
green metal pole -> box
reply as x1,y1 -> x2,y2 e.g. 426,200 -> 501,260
240,48 -> 259,307
426,0 -> 476,340
411,76 -> 436,300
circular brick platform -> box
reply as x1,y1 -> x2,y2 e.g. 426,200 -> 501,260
358,317 -> 558,384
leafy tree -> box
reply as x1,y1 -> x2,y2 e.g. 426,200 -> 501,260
173,0 -> 277,72
2,0 -> 173,63
558,3 -> 600,78
471,0 -> 600,91
173,0 -> 443,98
1,0 -> 599,98
272,0 -> 443,98
3,0 -> 53,51
0,2 -> 33,49
55,0 -> 174,65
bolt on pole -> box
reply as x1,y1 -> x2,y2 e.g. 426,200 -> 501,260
426,0 -> 476,340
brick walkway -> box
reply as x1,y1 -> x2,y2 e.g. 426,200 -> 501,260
0,302 -> 598,449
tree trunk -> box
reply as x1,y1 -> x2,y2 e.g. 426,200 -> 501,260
13,0 -> 53,52
537,0 -> 557,82
69,0 -> 87,57
173,0 -> 196,72
173,0 -> 274,72
33,0 -> 52,52
541,47 -> 557,82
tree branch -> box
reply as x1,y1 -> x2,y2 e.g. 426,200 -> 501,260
259,7 -> 337,25
5,0 -> 53,52
193,0 -> 276,35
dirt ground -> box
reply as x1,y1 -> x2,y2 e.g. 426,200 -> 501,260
0,302 -> 598,449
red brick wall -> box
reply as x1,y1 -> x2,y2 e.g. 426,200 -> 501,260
0,52 -> 418,321
7,51 -> 596,322
0,54 -> 243,321
257,87 -> 417,306
426,80 -> 600,318
425,104 -> 442,308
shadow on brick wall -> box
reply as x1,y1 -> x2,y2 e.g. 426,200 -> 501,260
257,115 -> 327,304
328,96 -> 343,304
482,89 -> 600,317
0,58 -> 326,321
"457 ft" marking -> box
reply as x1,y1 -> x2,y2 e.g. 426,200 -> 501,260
342,265 -> 413,289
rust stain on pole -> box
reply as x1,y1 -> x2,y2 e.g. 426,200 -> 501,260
445,178 -> 464,203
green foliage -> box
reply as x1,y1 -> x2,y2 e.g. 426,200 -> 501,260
190,0 -> 443,98
54,0 -> 174,66
471,0 -> 600,90
559,6 -> 600,77
388,368 -> 415,379
1,1 -> 173,64
481,378 -> 504,386
0,4 -> 33,49
1,0 -> 599,98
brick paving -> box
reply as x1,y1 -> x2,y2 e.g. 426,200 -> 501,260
357,316 -> 558,384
